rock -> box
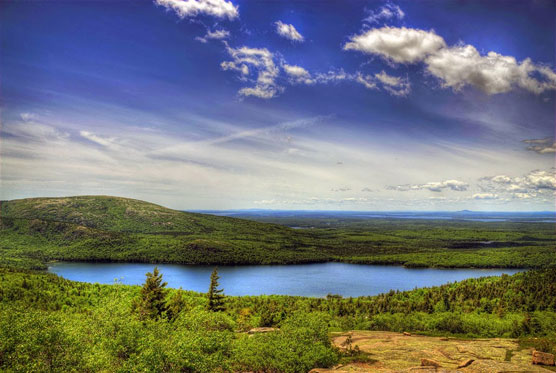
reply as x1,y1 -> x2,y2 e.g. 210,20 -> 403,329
404,332 -> 412,336
421,358 -> 441,368
457,358 -> 474,368
532,350 -> 555,366
247,327 -> 277,334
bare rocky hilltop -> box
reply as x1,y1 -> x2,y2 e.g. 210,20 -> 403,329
311,331 -> 554,372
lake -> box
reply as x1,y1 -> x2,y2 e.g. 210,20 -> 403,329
48,262 -> 523,297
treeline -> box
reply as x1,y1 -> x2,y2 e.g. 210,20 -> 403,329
1,268 -> 555,371
2,214 -> 556,270
2,196 -> 556,270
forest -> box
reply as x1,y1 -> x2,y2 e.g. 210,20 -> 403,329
1,196 -> 555,270
1,267 -> 555,372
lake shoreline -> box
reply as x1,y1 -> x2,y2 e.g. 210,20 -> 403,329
47,261 -> 524,298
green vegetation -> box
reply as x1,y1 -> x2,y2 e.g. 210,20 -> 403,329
1,196 -> 555,269
1,268 -> 555,372
207,267 -> 225,312
132,266 -> 168,320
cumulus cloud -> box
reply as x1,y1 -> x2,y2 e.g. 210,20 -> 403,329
344,26 -> 446,64
364,3 -> 404,24
472,193 -> 498,200
195,29 -> 230,43
523,137 -> 556,154
479,169 -> 556,201
388,179 -> 468,192
283,64 -> 314,84
221,45 -> 282,98
275,21 -> 304,42
344,26 -> 556,95
154,0 -> 238,19
425,44 -> 556,94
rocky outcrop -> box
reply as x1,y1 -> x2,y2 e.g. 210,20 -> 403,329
532,350 -> 555,366
420,358 -> 441,367
315,331 -> 553,372
247,327 -> 277,334
457,358 -> 474,368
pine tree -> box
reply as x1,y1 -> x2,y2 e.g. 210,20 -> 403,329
132,266 -> 168,320
207,267 -> 225,312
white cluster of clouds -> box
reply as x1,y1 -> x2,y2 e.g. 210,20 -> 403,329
283,64 -> 314,85
479,169 -> 556,200
220,45 -> 411,98
196,29 -> 230,43
472,193 -> 498,200
345,27 -> 446,64
155,1 -> 555,99
221,45 -> 282,98
344,26 -> 556,95
275,21 -> 304,42
154,0 -> 238,19
523,137 -> 555,154
364,2 -> 404,24
388,179 -> 469,192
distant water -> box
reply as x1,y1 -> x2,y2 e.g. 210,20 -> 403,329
48,262 -> 523,297
192,210 -> 556,223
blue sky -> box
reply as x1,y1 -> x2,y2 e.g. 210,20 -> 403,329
1,0 -> 555,210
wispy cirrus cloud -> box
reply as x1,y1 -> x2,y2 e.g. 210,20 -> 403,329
364,2 -> 405,24
196,29 -> 230,43
523,137 -> 555,154
374,70 -> 410,96
221,44 -> 282,98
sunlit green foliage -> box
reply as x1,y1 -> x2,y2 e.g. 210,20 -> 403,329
1,268 -> 555,372
207,267 -> 225,312
132,266 -> 168,320
1,196 -> 555,269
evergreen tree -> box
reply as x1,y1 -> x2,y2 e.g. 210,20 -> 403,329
132,267 -> 168,320
207,267 -> 225,312
166,289 -> 186,321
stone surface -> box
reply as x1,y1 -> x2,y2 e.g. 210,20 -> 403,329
247,327 -> 277,334
532,350 -> 555,366
314,331 -> 553,372
457,358 -> 474,368
420,358 -> 441,367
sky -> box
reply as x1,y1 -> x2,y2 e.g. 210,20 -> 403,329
1,0 -> 555,211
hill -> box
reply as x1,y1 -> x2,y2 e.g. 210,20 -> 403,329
1,195 -> 555,270
0,196 -> 293,234
0,196 -> 322,269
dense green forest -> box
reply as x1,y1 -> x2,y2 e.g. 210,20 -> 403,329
1,268 -> 555,372
1,196 -> 555,269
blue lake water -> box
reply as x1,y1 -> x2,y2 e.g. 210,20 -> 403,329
48,262 -> 523,297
